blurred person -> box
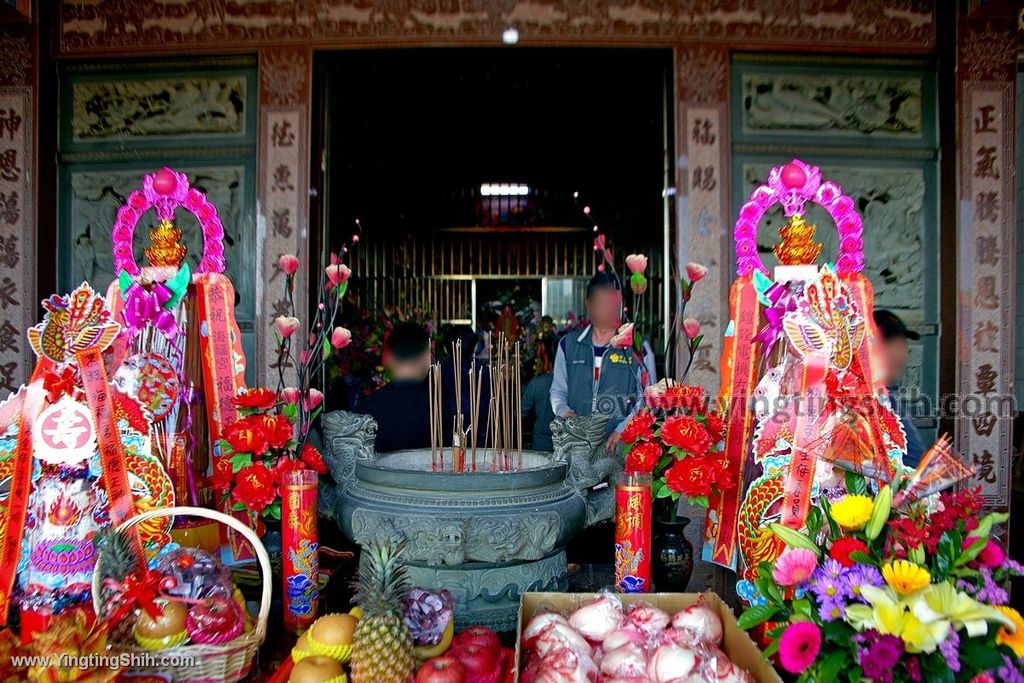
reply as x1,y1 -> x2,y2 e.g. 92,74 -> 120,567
873,309 -> 924,467
355,322 -> 432,452
551,272 -> 656,451
522,323 -> 558,451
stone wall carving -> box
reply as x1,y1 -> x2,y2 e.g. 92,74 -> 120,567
741,163 -> 926,317
741,73 -> 923,137
71,75 -> 247,141
66,167 -> 253,318
351,510 -> 561,566
58,1 -> 935,55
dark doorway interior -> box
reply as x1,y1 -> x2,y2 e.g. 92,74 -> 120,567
316,47 -> 672,420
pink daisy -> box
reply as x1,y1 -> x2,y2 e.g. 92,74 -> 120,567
772,548 -> 818,587
778,621 -> 821,674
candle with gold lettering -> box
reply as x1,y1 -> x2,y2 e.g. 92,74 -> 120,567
614,472 -> 652,593
282,468 -> 319,633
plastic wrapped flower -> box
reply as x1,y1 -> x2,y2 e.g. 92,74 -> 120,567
882,560 -> 931,596
402,588 -> 454,647
830,494 -> 874,530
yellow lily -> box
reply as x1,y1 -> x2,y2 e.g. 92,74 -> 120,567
911,582 -> 1015,638
849,586 -> 947,653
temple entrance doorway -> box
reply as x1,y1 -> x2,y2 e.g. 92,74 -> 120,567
315,48 -> 673,419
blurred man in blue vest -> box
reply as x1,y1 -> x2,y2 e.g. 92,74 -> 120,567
550,272 -> 656,452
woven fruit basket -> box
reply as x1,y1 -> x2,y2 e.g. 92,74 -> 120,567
92,506 -> 272,683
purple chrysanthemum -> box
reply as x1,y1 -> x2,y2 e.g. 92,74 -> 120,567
817,594 -> 846,622
846,564 -> 884,602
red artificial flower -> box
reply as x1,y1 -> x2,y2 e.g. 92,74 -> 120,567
233,387 -> 278,411
301,444 -> 328,475
659,385 -> 706,412
664,457 -> 716,498
704,412 -> 725,443
625,441 -> 661,475
273,456 -> 306,484
210,456 -> 235,493
223,419 -> 269,456
231,462 -> 277,513
256,413 -> 294,450
660,415 -> 712,457
830,537 -> 869,568
621,411 -> 656,444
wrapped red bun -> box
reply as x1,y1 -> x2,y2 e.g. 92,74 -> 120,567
670,602 -> 723,646
523,612 -> 570,648
647,644 -> 697,682
694,646 -> 755,683
624,603 -> 670,639
657,627 -> 702,648
522,646 -> 597,683
599,643 -> 647,679
568,594 -> 623,642
532,621 -> 594,661
455,625 -> 500,653
601,627 -> 646,652
602,679 -> 649,683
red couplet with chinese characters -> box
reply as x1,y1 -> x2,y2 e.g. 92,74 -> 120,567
614,473 -> 652,593
282,469 -> 319,633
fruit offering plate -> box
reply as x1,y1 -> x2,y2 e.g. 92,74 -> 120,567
267,646 -> 516,683
516,592 -> 781,683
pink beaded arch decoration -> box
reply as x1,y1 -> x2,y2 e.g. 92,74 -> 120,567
112,167 -> 226,276
733,159 -> 864,277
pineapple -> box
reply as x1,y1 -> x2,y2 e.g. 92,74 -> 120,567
350,540 -> 416,683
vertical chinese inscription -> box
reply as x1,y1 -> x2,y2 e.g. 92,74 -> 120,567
682,106 -> 725,392
957,39 -> 1016,511
261,109 -> 304,386
0,89 -> 31,392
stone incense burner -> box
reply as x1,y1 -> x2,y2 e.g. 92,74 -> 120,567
319,411 -> 621,630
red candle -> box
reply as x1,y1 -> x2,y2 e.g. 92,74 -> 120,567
614,473 -> 652,593
282,468 -> 319,633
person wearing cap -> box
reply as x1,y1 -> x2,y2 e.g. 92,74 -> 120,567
550,272 -> 657,452
873,309 -> 924,467
355,321 -> 433,453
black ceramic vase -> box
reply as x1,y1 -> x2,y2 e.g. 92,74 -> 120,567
652,497 -> 694,592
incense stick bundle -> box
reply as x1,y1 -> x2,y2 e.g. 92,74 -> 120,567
428,362 -> 437,471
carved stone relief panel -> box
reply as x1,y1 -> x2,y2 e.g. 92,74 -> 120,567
70,75 -> 247,142
741,163 -> 927,319
64,166 -> 254,321
740,73 -> 924,138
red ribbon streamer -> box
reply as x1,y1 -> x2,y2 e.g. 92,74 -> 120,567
196,273 -> 246,445
705,276 -> 762,568
0,376 -> 47,626
781,353 -> 828,529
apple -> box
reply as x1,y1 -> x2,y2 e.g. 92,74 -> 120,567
454,642 -> 497,678
416,655 -> 466,683
288,655 -> 345,683
454,625 -> 500,652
